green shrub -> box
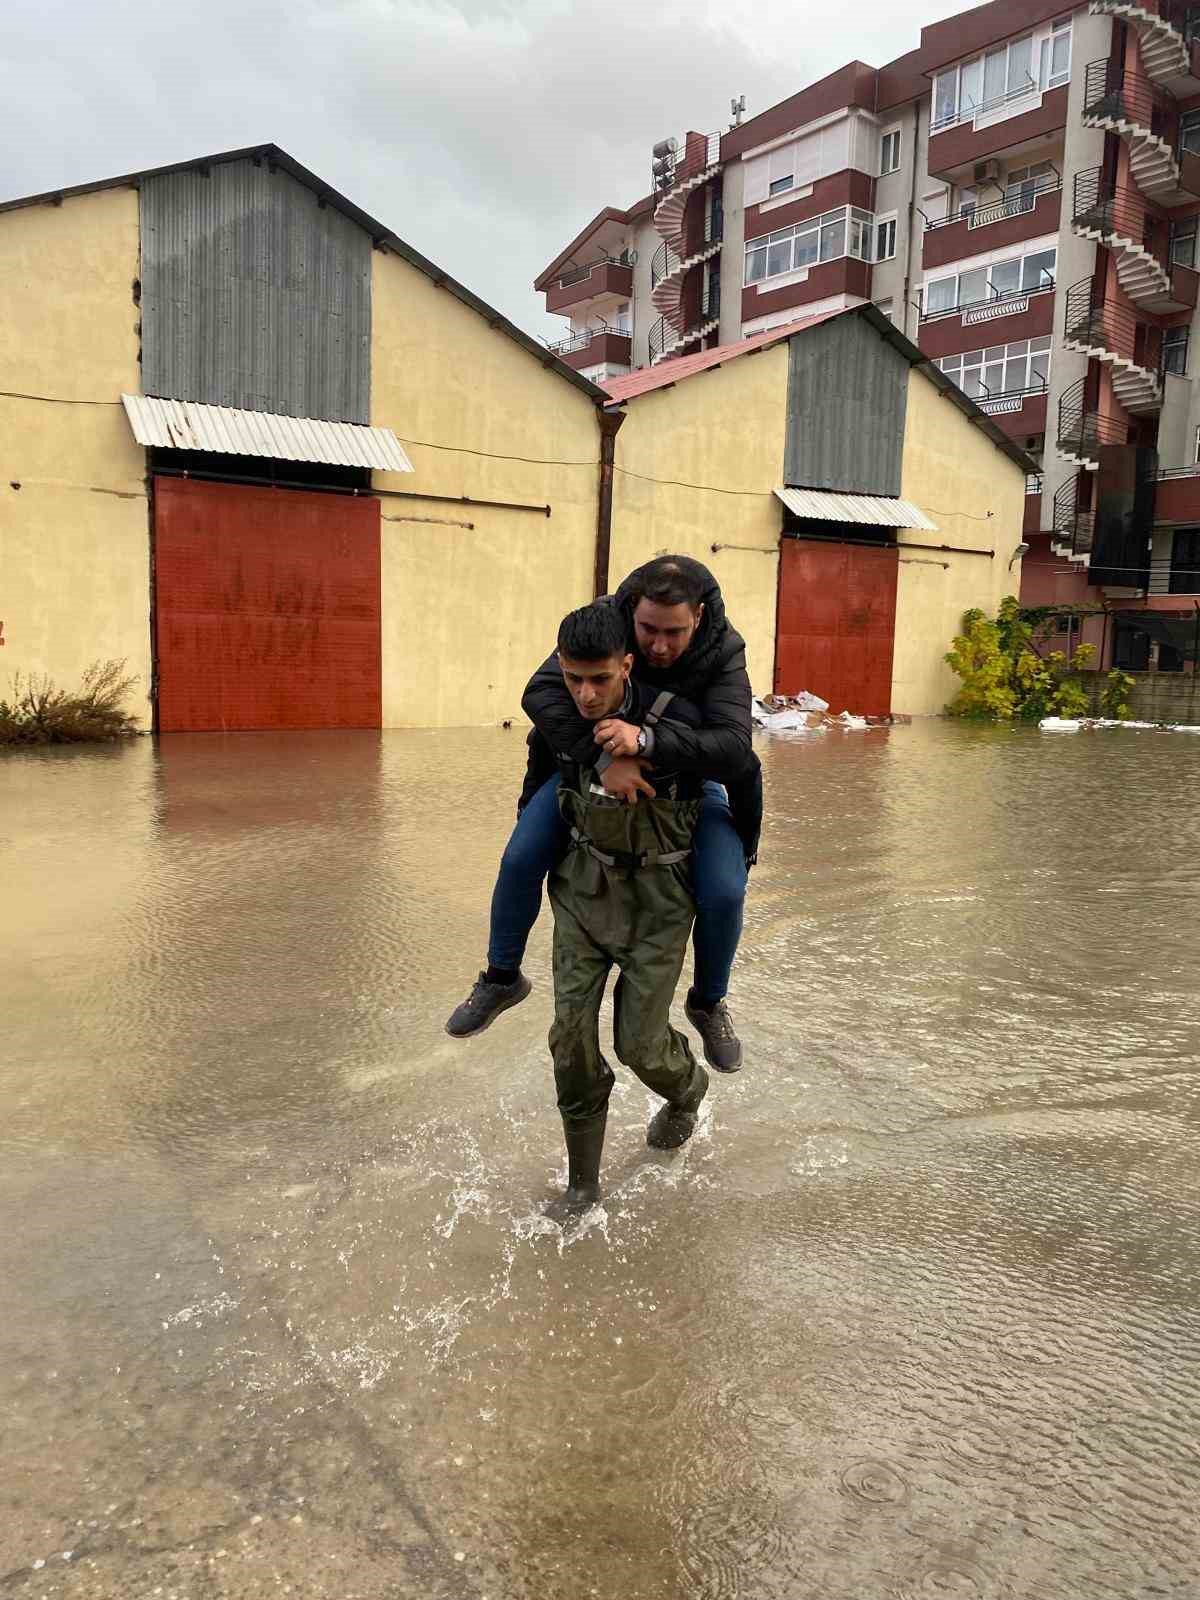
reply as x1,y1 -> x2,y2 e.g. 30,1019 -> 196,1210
1101,669 -> 1135,721
945,601 -> 1099,722
0,661 -> 141,745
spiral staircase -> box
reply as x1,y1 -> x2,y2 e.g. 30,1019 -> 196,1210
648,132 -> 722,364
1089,0 -> 1200,96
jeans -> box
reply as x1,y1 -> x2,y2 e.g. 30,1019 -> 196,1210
488,775 -> 747,1002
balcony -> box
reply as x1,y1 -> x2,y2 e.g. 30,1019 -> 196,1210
922,175 -> 1062,271
545,256 -> 634,315
1072,168 -> 1199,313
546,324 -> 633,374
1090,0 -> 1200,97
974,383 -> 1049,438
1062,277 -> 1163,413
917,284 -> 1054,359
927,84 -> 1069,178
1056,376 -> 1131,468
1081,59 -> 1200,205
1024,474 -> 1044,536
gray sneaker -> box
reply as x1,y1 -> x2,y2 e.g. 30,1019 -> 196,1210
685,998 -> 743,1073
445,971 -> 532,1038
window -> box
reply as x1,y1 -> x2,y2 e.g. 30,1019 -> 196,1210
1021,248 -> 1057,290
875,217 -> 897,261
1172,215 -> 1197,267
1194,422 -> 1200,464
1163,325 -> 1189,375
938,336 -> 1051,398
1170,528 -> 1200,593
924,246 -> 1056,314
1006,160 -> 1055,208
1181,109 -> 1200,158
743,207 -> 875,286
933,27 -> 1050,129
768,175 -> 794,196
880,128 -> 901,175
1043,17 -> 1072,87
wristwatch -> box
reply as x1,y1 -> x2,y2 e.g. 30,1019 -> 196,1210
636,728 -> 648,754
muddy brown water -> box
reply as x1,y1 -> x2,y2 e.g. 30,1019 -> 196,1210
2,721 -> 1199,1599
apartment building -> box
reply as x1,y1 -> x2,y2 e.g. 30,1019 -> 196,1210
535,0 -> 1200,669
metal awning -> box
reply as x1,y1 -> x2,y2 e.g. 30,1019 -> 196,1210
121,395 -> 413,472
774,486 -> 937,531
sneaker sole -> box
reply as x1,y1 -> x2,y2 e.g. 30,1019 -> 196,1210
445,978 -> 532,1039
684,1005 -> 743,1073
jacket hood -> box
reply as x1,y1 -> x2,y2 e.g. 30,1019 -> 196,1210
613,556 -> 729,675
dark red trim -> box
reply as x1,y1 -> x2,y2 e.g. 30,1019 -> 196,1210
556,331 -> 633,372
1154,474 -> 1200,523
745,171 -> 875,239
1023,491 -> 1045,535
917,290 -> 1055,357
545,261 -> 634,314
721,63 -> 879,161
534,199 -> 652,290
741,256 -> 872,320
922,186 -> 1062,270
928,86 -> 1069,176
919,0 -> 1081,79
978,390 -> 1047,439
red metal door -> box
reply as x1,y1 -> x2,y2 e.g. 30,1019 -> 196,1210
774,537 -> 898,716
154,476 -> 381,732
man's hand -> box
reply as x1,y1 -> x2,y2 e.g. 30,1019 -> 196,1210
601,756 -> 655,805
594,718 -> 641,759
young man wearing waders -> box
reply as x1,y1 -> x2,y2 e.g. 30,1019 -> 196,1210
446,556 -> 761,1073
539,602 -> 734,1221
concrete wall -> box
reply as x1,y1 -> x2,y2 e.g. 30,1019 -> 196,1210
370,247 -> 601,727
0,188 -> 150,723
607,344 -> 791,695
1085,669 -> 1200,723
893,365 -> 1029,714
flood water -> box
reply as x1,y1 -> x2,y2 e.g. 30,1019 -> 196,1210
3,720 -> 1200,1599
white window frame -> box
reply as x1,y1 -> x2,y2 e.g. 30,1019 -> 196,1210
875,215 -> 898,262
744,206 -> 875,287
768,174 -> 795,196
1193,423 -> 1200,464
923,243 -> 1057,315
932,20 -> 1062,133
880,127 -> 901,176
937,335 -> 1051,400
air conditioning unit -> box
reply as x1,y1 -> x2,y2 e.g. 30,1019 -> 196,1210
628,249 -> 639,267
974,159 -> 1002,184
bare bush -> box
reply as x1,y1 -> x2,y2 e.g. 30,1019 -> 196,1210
0,661 -> 142,745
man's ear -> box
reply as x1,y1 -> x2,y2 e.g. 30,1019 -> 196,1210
621,652 -> 634,677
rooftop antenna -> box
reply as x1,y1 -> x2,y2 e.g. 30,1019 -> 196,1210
730,95 -> 746,128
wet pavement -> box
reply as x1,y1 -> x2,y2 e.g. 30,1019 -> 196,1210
3,720 -> 1200,1599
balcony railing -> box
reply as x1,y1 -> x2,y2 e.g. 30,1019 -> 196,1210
546,322 -> 632,358
1082,59 -> 1174,144
555,253 -> 631,290
1072,168 -> 1168,261
930,75 -> 1041,135
973,378 -> 1049,414
1026,473 -> 1044,496
920,280 -> 1054,323
1063,276 -> 1163,371
650,242 -> 683,289
1057,376 -> 1131,458
924,171 -> 1061,230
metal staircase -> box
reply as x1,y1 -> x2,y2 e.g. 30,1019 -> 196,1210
1082,59 -> 1196,204
1056,375 -> 1131,468
1070,167 -> 1189,311
1089,0 -> 1200,96
1062,277 -> 1163,413
649,132 -> 722,363
1051,474 -> 1096,564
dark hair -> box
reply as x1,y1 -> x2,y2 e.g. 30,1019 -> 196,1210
629,556 -> 706,611
557,602 -> 630,661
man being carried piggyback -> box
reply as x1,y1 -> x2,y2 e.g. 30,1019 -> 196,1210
446,556 -> 762,1075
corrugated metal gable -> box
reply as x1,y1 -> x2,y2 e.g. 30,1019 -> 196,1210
140,160 -> 372,423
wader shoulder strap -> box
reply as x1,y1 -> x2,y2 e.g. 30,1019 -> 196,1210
569,825 -> 689,870
644,691 -> 675,727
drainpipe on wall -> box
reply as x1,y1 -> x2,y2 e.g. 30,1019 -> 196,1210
902,101 -> 921,340
594,408 -> 626,598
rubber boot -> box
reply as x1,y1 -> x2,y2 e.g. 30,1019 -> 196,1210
546,1110 -> 606,1224
646,1066 -> 710,1151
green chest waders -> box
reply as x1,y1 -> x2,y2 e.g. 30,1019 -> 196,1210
545,779 -> 710,1217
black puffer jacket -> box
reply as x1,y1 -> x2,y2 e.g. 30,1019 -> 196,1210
520,557 -> 763,860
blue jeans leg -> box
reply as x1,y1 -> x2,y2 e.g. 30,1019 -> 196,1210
691,780 -> 748,1003
487,774 -> 568,971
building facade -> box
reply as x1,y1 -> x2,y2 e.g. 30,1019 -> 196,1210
536,0 -> 1200,672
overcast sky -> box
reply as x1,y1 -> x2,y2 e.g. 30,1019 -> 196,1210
2,0 -> 978,343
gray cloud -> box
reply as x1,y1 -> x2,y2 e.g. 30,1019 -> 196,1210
1,0 -> 969,342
